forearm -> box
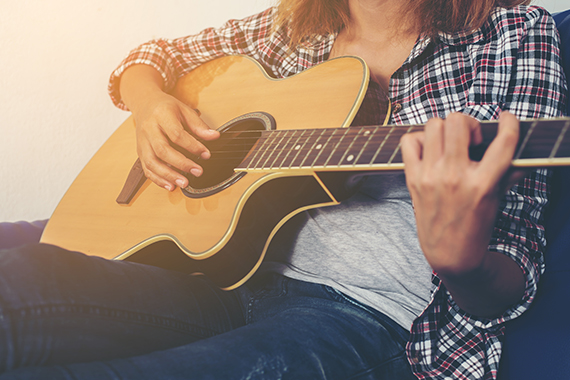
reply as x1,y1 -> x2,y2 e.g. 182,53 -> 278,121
119,65 -> 166,115
437,250 -> 525,318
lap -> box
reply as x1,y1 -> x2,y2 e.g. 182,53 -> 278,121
0,244 -> 248,367
0,221 -> 47,250
0,244 -> 415,380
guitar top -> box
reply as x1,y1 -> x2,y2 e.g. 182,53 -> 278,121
40,55 -> 370,289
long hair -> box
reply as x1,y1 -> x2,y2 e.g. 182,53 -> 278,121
275,0 -> 532,45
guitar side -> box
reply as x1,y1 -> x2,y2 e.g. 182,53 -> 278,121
40,55 -> 370,289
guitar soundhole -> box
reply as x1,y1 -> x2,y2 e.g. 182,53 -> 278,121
182,113 -> 274,198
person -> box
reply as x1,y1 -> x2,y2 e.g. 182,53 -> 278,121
0,0 -> 566,379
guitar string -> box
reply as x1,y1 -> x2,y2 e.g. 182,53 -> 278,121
205,132 -> 403,162
207,123 -> 568,147
202,133 -> 569,156
201,133 -> 570,165
185,120 -> 570,168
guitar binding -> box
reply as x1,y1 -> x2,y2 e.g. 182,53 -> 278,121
182,112 -> 276,199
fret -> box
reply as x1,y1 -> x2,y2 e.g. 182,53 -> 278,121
353,126 -> 381,165
276,130 -> 304,169
372,125 -> 411,165
313,129 -> 342,167
515,119 -> 570,160
327,128 -> 362,167
514,120 -> 538,160
289,129 -> 318,168
240,132 -> 271,169
259,130 -> 287,169
550,119 -> 570,158
250,131 -> 280,169
267,130 -> 296,169
335,127 -> 365,167
340,127 -> 377,167
387,125 -> 417,165
301,129 -> 331,168
280,129 -> 309,169
555,122 -> 570,159
323,129 -> 351,167
369,125 -> 395,165
289,129 -> 321,168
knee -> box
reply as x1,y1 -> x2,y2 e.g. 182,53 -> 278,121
0,244 -> 84,291
1,242 -> 69,267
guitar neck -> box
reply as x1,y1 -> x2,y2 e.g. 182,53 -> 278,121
237,117 -> 570,173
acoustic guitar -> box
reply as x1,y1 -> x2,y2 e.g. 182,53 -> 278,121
40,55 -> 570,290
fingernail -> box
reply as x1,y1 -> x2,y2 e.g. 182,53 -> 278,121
164,184 -> 174,191
190,168 -> 202,177
201,151 -> 211,160
175,178 -> 186,188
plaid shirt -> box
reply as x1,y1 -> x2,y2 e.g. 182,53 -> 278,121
109,5 -> 567,379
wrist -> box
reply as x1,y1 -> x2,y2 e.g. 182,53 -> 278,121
436,251 -> 525,317
119,65 -> 166,114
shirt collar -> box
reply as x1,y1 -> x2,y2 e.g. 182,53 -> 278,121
437,27 -> 486,46
314,19 -> 487,68
402,24 -> 486,67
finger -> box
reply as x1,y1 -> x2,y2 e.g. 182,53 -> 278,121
443,113 -> 481,161
478,111 -> 520,185
142,161 -> 178,191
179,107 -> 220,157
422,117 -> 444,164
138,138 -> 189,191
400,131 -> 424,188
138,126 -> 199,189
159,111 -> 215,161
147,130 -> 204,176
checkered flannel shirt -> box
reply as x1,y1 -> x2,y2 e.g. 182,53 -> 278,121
109,5 -> 567,379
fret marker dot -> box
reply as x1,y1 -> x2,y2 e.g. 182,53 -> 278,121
295,145 -> 301,150
364,131 -> 371,136
347,155 -> 354,162
316,144 -> 322,149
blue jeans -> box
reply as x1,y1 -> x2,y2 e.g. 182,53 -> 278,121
0,244 -> 415,380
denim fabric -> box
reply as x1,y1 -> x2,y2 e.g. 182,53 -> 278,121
0,221 -> 47,250
0,244 -> 415,380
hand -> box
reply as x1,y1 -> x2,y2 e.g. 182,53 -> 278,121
400,112 -> 525,316
120,65 -> 220,191
401,112 -> 519,275
132,92 -> 219,191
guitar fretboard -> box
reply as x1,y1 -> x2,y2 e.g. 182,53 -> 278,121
236,118 -> 570,172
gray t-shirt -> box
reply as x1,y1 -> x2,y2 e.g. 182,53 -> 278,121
263,172 -> 433,330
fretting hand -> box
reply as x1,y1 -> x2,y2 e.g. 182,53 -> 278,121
400,112 -> 526,317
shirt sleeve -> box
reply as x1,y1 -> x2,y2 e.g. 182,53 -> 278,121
107,7 -> 282,110
446,5 -> 566,326
408,7 -> 567,379
480,5 -> 567,324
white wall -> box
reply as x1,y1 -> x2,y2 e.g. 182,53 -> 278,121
0,0 -> 275,222
0,0 -> 566,223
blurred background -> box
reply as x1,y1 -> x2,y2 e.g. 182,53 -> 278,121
0,0 -> 566,222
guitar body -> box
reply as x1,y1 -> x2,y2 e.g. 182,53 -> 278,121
41,55 -> 370,289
